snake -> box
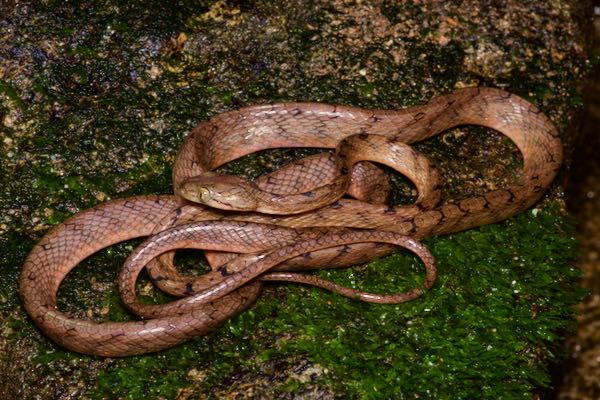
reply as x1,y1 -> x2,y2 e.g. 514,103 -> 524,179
19,87 -> 563,357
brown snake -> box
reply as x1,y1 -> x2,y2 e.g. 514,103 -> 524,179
20,87 -> 562,357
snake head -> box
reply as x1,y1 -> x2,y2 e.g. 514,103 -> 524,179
178,173 -> 259,211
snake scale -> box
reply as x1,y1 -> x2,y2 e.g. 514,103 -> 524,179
20,87 -> 562,356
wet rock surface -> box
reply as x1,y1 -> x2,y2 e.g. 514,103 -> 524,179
556,12 -> 600,400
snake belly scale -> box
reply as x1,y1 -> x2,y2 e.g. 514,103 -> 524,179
20,87 -> 562,356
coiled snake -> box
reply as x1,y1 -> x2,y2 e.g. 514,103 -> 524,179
20,87 -> 562,356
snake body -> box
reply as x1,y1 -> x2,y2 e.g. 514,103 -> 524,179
20,87 -> 562,356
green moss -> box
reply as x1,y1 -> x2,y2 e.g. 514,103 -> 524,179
0,233 -> 33,312
0,79 -> 27,111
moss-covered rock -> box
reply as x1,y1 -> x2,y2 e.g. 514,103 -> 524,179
0,1 -> 592,398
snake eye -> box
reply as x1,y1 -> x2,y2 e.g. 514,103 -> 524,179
198,187 -> 211,203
